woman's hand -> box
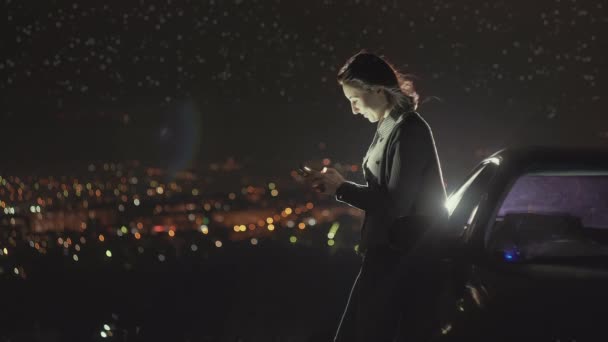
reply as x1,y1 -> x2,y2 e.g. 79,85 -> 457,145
307,167 -> 346,195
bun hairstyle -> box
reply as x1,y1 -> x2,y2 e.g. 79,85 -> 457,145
337,50 -> 419,111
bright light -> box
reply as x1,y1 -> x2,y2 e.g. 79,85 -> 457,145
121,226 -> 128,234
105,250 -> 112,258
284,207 -> 293,215
103,324 -> 110,331
327,239 -> 335,246
444,197 -> 458,216
201,225 -> 209,234
134,199 -> 140,206
73,254 -> 79,261
445,167 -> 485,215
289,236 -> 297,243
98,234 -> 105,242
266,217 -> 274,224
503,250 -> 519,262
271,189 -> 279,197
215,240 -> 223,248
466,205 -> 479,227
100,331 -> 107,338
168,230 -> 175,237
486,157 -> 501,166
267,224 -> 275,231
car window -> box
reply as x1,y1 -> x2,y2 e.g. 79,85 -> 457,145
486,173 -> 608,262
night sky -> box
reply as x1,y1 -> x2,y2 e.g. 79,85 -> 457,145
3,0 -> 606,187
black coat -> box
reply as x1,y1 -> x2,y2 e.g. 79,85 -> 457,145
335,110 -> 448,254
333,111 -> 448,341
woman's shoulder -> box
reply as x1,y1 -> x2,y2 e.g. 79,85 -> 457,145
396,111 -> 431,133
382,112 -> 431,148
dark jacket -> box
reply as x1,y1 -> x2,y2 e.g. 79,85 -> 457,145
335,111 -> 447,254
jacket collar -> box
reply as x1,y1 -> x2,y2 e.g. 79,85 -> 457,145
392,106 -> 416,125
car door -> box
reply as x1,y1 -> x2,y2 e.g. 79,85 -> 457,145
431,159 -> 500,340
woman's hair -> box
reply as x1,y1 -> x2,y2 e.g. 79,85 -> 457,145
337,50 -> 419,111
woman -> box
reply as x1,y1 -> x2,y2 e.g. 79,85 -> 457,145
305,50 -> 447,341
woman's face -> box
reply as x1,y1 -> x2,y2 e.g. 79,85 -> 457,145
341,83 -> 385,123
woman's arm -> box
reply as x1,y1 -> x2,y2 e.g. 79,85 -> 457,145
335,118 -> 432,221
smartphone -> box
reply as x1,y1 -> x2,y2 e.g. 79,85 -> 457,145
297,164 -> 326,192
297,164 -> 313,177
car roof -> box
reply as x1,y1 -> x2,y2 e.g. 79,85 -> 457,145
486,146 -> 608,170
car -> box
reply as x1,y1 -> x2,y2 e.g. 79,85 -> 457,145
410,147 -> 608,341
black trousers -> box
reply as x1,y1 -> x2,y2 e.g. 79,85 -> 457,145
333,248 -> 403,342
333,246 -> 439,342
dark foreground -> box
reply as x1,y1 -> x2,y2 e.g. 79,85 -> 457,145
1,238 -> 360,342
